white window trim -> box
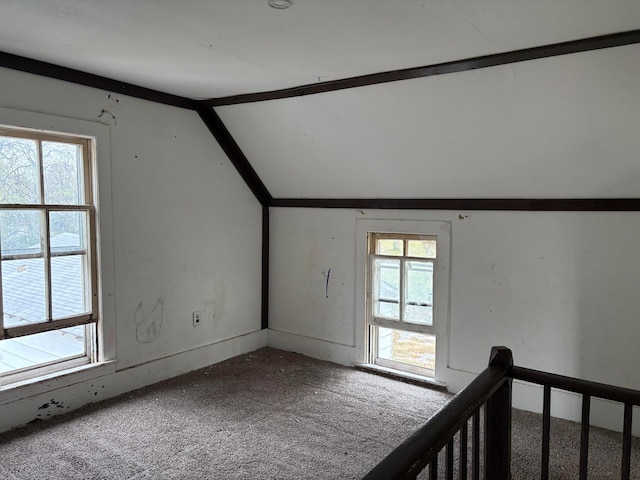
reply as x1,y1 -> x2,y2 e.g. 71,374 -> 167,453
356,218 -> 450,383
0,107 -> 116,390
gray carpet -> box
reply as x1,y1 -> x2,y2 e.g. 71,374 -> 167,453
0,348 -> 637,479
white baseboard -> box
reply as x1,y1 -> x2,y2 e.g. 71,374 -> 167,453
445,367 -> 478,394
0,329 -> 267,433
267,329 -> 357,366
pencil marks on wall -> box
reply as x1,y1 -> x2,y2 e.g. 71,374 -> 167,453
324,268 -> 331,299
134,298 -> 164,344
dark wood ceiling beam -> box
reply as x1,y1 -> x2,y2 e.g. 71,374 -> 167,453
271,198 -> 640,211
197,106 -> 273,206
204,29 -> 640,107
0,51 -> 199,110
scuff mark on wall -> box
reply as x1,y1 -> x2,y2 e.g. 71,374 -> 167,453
97,108 -> 117,124
97,93 -> 120,124
134,298 -> 164,344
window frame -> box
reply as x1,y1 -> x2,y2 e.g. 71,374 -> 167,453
355,218 -> 450,384
0,124 -> 102,385
369,232 -> 437,335
367,232 -> 437,376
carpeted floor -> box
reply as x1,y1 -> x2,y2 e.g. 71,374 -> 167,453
0,347 -> 638,479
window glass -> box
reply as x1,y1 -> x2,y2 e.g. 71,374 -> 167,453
0,327 -> 86,375
373,258 -> 400,319
407,239 -> 436,258
377,327 -> 436,371
0,136 -> 39,204
404,261 -> 433,325
2,258 -> 47,326
0,209 -> 42,257
42,141 -> 84,205
51,255 -> 89,319
49,210 -> 86,254
376,239 -> 403,256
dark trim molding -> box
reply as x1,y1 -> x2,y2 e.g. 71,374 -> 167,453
5,32 -> 640,338
271,198 -> 640,211
196,106 -> 273,206
204,29 -> 640,107
261,206 -> 270,330
0,51 -> 199,110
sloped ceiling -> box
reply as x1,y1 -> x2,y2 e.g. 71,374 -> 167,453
2,1 -> 639,199
218,44 -> 640,199
1,0 -> 638,99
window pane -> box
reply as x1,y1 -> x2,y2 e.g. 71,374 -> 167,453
0,209 -> 42,257
376,239 -> 403,256
407,239 -> 437,258
2,258 -> 47,327
43,141 -> 84,205
49,211 -> 86,254
373,258 -> 400,319
0,136 -> 39,204
0,326 -> 86,375
404,260 -> 433,325
51,255 -> 89,319
377,327 -> 436,370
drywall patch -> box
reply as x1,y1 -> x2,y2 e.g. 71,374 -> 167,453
134,298 -> 164,343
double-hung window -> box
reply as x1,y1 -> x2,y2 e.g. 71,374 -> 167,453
367,233 -> 437,377
0,126 -> 98,384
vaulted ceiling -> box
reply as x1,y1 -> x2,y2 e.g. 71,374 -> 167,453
2,1 -> 640,200
2,0 -> 638,99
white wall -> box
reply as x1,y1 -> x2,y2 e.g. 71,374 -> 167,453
0,67 -> 265,431
226,40 -> 640,436
269,207 -> 640,434
218,44 -> 640,199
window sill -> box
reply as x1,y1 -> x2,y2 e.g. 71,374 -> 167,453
355,363 -> 447,390
0,360 -> 117,405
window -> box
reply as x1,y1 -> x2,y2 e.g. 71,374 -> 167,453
0,126 -> 98,385
357,219 -> 449,382
367,233 -> 438,377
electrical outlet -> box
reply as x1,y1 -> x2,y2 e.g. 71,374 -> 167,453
192,311 -> 201,327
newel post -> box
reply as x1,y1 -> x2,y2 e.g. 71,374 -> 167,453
485,346 -> 513,480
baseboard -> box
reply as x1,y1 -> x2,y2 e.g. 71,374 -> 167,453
267,329 -> 357,366
445,367 -> 478,394
0,329 -> 267,433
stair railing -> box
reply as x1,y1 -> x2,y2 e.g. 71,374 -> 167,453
363,346 -> 513,480
510,365 -> 640,480
362,346 -> 640,480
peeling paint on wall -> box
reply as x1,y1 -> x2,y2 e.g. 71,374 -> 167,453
134,298 -> 164,344
35,398 -> 68,419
